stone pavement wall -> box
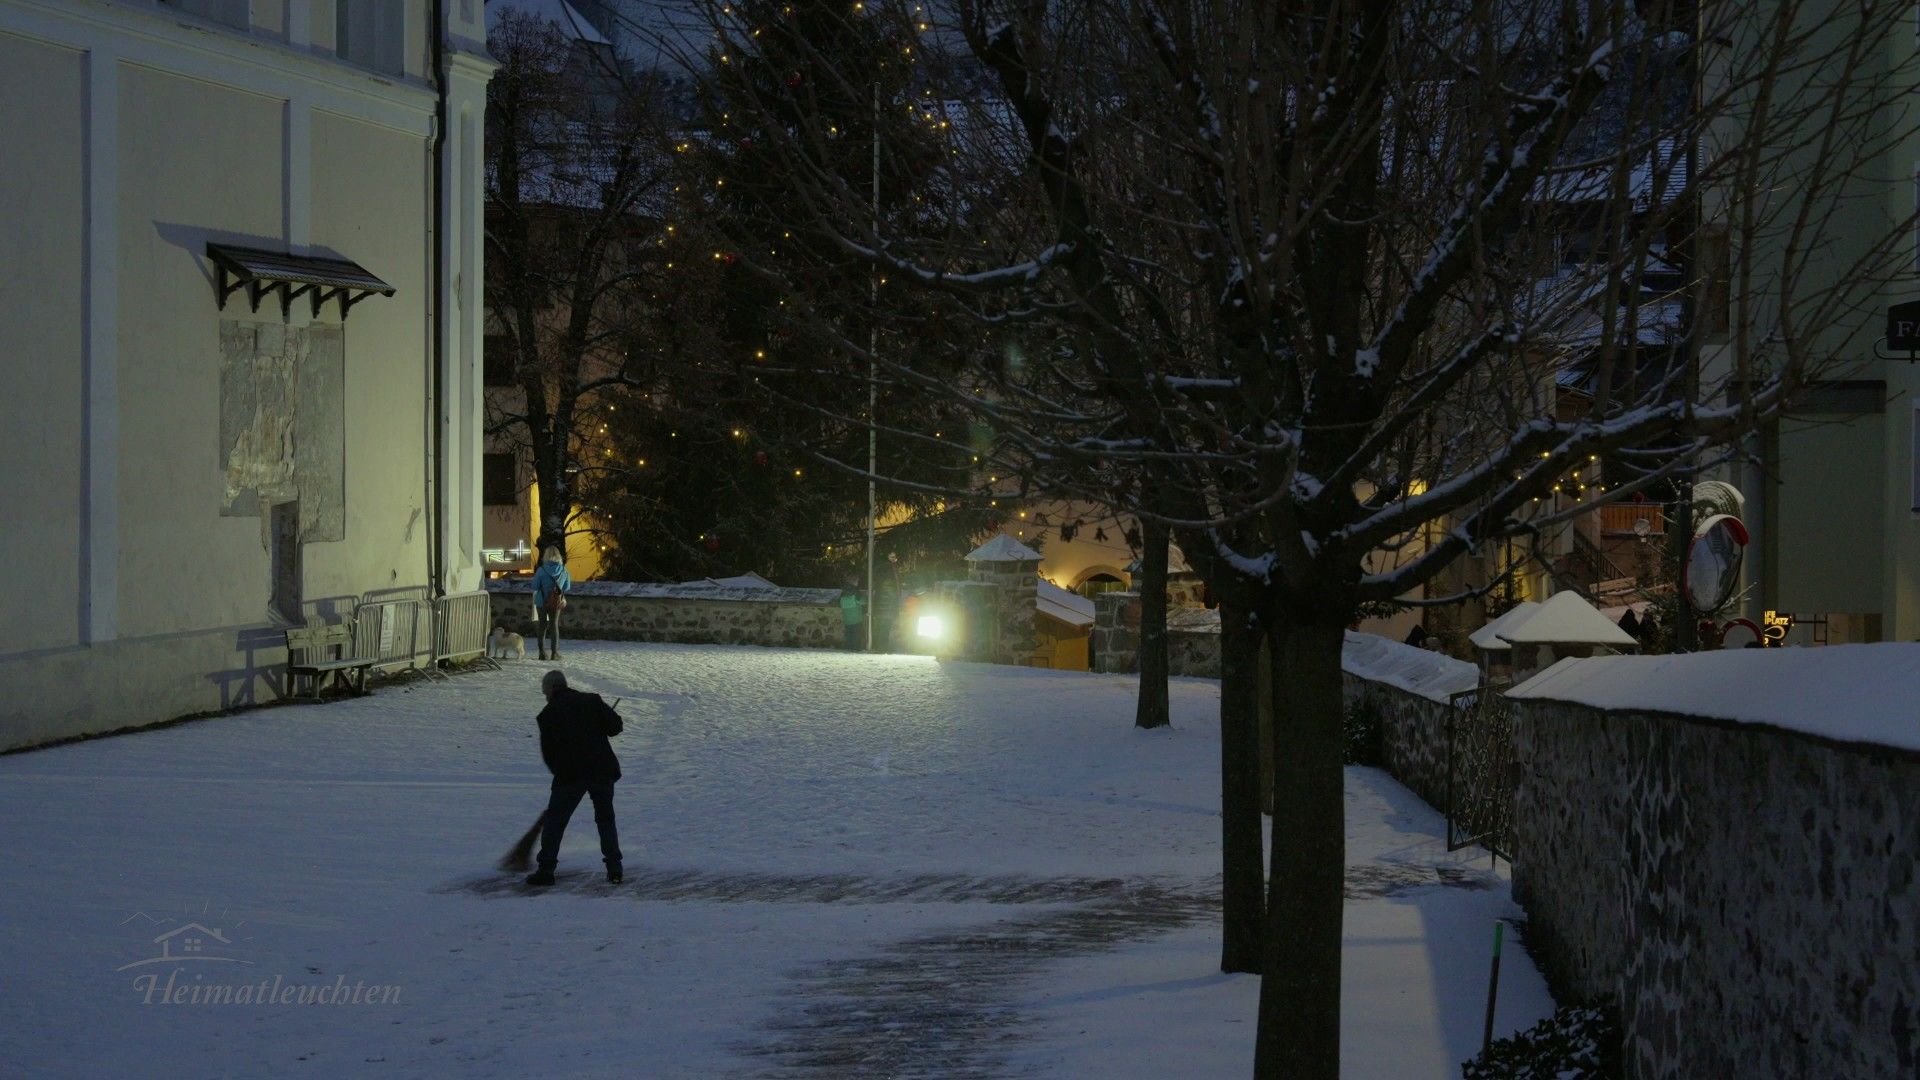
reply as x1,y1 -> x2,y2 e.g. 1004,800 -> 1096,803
1511,699 -> 1920,1079
488,580 -> 842,650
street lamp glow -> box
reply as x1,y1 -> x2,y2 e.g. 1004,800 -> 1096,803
916,615 -> 946,641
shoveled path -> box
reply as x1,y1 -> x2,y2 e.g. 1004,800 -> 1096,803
456,861 -> 1497,1078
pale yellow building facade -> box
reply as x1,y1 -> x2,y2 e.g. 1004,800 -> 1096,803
0,0 -> 495,748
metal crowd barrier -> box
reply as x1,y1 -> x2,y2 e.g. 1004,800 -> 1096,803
352,597 -> 438,680
433,590 -> 495,667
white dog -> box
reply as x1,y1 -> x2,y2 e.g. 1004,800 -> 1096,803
489,626 -> 526,661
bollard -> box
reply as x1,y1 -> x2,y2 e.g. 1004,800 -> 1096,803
1481,920 -> 1505,1056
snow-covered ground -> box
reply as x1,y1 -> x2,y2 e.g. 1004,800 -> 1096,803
0,642 -> 1554,1078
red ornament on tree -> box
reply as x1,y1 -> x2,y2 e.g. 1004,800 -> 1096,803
705,536 -> 721,553
753,450 -> 769,466
721,252 -> 739,265
786,72 -> 804,88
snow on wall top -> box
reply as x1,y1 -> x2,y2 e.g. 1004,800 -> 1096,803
696,573 -> 776,590
487,578 -> 839,605
1507,644 -> 1920,753
1469,601 -> 1541,652
966,535 -> 1045,562
1036,580 -> 1096,627
1341,631 -> 1479,704
1496,591 -> 1637,646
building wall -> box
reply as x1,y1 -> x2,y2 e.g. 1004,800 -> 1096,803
0,33 -> 85,657
0,3 -> 493,750
1769,410 -> 1885,616
1711,3 -> 1920,642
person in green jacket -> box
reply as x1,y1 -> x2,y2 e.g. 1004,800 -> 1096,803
839,583 -> 866,651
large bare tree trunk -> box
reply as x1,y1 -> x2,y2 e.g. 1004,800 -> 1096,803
1134,517 -> 1171,729
1219,601 -> 1265,973
1255,614 -> 1347,1078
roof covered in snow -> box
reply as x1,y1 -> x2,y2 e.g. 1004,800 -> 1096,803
1341,632 -> 1480,704
487,0 -> 611,44
1507,645 -> 1920,753
1496,591 -> 1637,647
1036,580 -> 1096,628
1470,602 -> 1541,652
966,535 -> 1045,562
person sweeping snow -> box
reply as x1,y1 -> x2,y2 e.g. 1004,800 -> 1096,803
521,669 -> 624,887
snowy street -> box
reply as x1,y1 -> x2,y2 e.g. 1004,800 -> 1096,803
0,643 -> 1554,1077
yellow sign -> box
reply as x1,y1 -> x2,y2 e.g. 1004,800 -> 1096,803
1762,610 -> 1793,647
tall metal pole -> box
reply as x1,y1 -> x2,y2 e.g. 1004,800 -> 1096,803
1671,0 -> 1702,653
866,81 -> 879,651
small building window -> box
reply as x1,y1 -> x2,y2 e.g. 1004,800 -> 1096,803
484,453 -> 519,506
484,334 -> 516,387
337,0 -> 406,75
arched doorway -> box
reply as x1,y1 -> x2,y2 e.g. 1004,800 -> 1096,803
1070,566 -> 1129,601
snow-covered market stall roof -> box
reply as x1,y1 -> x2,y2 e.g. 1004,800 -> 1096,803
1036,580 -> 1095,628
1470,602 -> 1542,652
1507,644 -> 1920,753
1496,592 -> 1637,648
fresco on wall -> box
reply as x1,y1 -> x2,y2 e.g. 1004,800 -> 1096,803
218,320 -> 345,542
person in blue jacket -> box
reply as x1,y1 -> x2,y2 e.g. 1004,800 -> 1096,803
531,546 -> 572,661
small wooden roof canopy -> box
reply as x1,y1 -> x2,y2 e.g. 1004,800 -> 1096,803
207,242 -> 394,320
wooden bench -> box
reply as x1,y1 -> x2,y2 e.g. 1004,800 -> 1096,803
286,621 -> 374,701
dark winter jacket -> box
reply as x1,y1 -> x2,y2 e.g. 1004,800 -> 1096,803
537,689 -> 623,784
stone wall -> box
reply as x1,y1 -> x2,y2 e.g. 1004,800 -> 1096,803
1166,608 -> 1222,677
1091,592 -> 1140,673
1337,632 -> 1478,810
965,557 -> 1040,665
1511,699 -> 1920,1078
1342,672 -> 1456,810
1091,596 -> 1227,677
488,581 -> 842,650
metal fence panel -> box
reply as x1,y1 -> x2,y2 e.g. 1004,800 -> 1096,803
1446,687 -> 1517,863
434,591 -> 494,665
353,598 -> 434,676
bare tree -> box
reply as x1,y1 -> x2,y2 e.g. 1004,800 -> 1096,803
486,14 -> 679,558
686,0 -> 1919,1072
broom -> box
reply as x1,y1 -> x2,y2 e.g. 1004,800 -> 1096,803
498,815 -> 544,873
499,698 -> 621,873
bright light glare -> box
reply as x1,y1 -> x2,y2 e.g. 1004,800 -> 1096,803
916,615 -> 946,640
